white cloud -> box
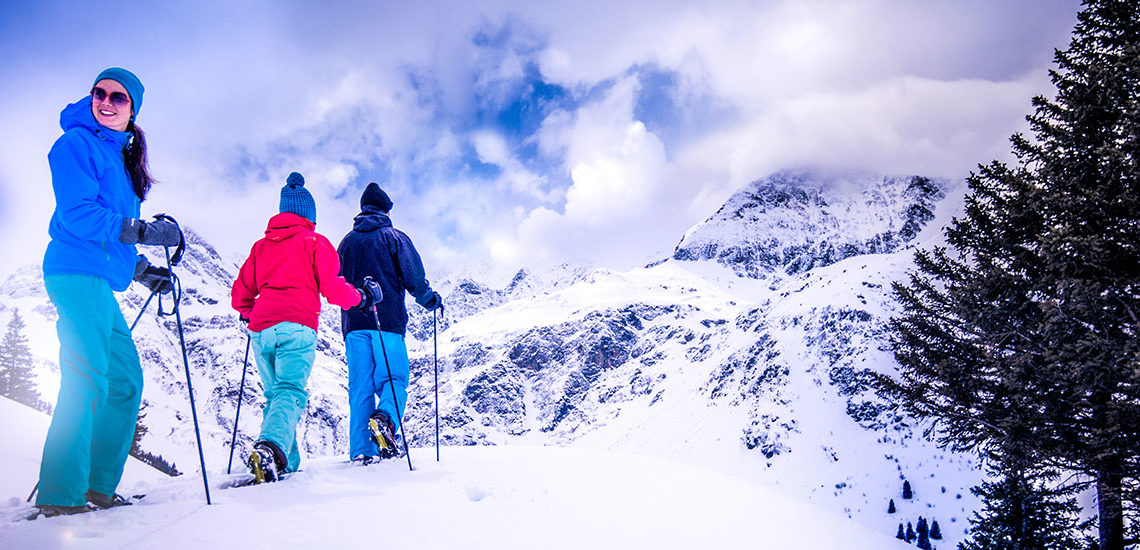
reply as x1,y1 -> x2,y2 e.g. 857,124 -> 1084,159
0,0 -> 1082,278
503,77 -> 686,269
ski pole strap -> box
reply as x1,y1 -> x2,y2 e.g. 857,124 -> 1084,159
151,213 -> 186,267
155,272 -> 182,318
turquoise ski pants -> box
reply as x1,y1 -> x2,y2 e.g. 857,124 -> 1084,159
345,330 -> 409,459
250,322 -> 316,472
38,275 -> 143,507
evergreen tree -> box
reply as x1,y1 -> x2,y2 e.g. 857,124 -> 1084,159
897,523 -> 907,541
907,522 -> 916,543
930,520 -> 942,540
957,460 -> 1089,550
131,408 -> 149,456
0,309 -> 39,407
916,530 -> 931,550
883,1 -> 1140,548
916,517 -> 931,550
903,480 -> 913,500
889,498 -> 897,513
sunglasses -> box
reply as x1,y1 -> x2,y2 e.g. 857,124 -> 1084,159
91,87 -> 131,107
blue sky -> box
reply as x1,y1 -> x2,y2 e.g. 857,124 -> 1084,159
0,0 -> 1081,280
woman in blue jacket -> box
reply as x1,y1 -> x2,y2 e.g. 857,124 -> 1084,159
36,68 -> 181,516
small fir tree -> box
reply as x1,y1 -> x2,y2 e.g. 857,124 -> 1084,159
131,407 -> 149,456
930,520 -> 942,540
889,498 -> 897,513
907,522 -> 916,543
902,480 -> 913,500
957,458 -> 1089,550
897,523 -> 907,541
916,517 -> 931,550
0,309 -> 39,407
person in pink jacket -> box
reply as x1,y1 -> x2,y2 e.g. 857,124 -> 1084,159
231,172 -> 380,483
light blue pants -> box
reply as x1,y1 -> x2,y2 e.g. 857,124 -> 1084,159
38,275 -> 143,507
346,330 -> 409,459
250,322 -> 316,472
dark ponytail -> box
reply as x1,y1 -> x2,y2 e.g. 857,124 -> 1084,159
124,122 -> 155,200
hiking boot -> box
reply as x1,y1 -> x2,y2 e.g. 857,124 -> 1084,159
36,504 -> 93,517
368,411 -> 399,458
85,490 -> 132,509
247,442 -> 280,484
350,454 -> 376,466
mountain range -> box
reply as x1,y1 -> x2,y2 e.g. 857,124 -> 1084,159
0,169 -> 980,546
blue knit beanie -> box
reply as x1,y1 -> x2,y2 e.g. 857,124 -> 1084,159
280,172 -> 316,223
93,67 -> 144,119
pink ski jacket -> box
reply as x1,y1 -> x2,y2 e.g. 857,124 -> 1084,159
232,212 -> 361,332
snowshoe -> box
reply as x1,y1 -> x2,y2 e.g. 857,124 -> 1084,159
85,490 -> 136,510
29,504 -> 94,520
368,411 -> 399,459
247,442 -> 280,484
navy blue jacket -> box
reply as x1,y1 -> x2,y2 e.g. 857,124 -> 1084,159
337,207 -> 434,335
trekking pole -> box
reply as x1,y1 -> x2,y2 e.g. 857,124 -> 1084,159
368,307 -> 414,471
433,306 -> 441,462
26,482 -> 38,503
130,291 -> 157,332
226,331 -> 252,474
153,214 -> 212,505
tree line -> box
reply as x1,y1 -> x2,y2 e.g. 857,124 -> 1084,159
882,1 -> 1139,549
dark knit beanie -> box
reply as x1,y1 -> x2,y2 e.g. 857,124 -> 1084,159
280,172 -> 317,223
360,182 -> 393,213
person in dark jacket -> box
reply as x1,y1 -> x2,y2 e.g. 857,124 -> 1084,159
337,182 -> 441,463
37,67 -> 180,516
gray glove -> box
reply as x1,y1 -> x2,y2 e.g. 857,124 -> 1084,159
133,256 -> 173,294
121,217 -> 181,246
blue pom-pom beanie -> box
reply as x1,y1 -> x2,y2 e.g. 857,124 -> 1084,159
93,67 -> 144,119
280,172 -> 317,223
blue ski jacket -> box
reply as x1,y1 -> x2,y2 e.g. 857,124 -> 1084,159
337,208 -> 435,335
43,96 -> 141,291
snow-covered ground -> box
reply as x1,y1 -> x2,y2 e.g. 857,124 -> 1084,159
0,395 -> 909,550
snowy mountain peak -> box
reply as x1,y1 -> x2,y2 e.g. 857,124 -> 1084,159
673,171 -> 946,279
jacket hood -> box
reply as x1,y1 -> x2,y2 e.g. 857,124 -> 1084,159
60,96 -> 132,148
265,212 -> 316,241
352,209 -> 393,232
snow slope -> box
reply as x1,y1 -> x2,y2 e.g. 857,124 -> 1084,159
1,444 -> 912,550
0,396 -> 169,509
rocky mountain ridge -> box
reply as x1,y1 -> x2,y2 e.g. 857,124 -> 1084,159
0,170 -> 977,544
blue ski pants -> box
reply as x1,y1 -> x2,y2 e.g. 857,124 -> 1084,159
345,330 -> 409,459
250,322 -> 316,472
38,275 -> 143,507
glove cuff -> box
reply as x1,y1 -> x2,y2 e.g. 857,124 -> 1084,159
133,255 -> 148,279
120,218 -> 142,244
